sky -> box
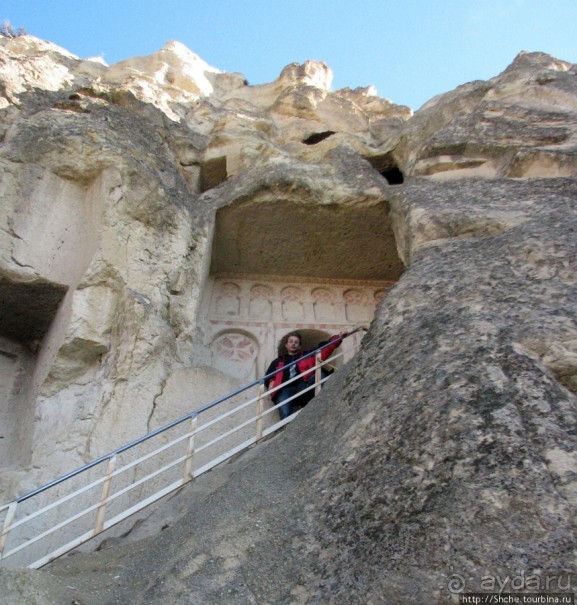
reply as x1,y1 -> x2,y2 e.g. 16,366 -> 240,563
2,0 -> 576,110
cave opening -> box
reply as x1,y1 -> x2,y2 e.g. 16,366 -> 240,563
365,153 -> 405,185
381,166 -> 404,185
0,278 -> 68,345
302,131 -> 336,145
0,276 -> 68,468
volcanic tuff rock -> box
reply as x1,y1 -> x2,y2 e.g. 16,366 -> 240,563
1,34 -> 577,604
0,35 -> 411,492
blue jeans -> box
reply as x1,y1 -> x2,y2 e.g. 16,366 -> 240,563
276,374 -> 325,420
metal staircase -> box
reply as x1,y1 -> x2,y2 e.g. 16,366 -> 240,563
0,328 -> 365,569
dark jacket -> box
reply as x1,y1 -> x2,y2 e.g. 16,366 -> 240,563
265,335 -> 342,401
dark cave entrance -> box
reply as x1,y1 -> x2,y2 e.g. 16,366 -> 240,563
365,153 -> 405,185
302,131 -> 337,145
0,276 -> 68,468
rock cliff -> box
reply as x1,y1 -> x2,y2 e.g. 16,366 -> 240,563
1,35 -> 577,603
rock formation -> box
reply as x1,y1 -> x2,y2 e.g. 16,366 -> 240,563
0,35 -> 408,493
1,34 -> 577,603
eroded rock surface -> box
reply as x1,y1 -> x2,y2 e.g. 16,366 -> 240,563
1,34 -> 577,604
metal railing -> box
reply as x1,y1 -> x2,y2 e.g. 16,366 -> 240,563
0,328 -> 366,569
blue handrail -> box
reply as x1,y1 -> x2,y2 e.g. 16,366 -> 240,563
7,327 -> 366,506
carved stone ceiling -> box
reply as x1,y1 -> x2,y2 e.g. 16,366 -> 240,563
211,200 -> 404,281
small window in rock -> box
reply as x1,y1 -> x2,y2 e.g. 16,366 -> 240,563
302,131 -> 336,145
381,167 -> 404,185
364,154 -> 404,185
200,156 -> 228,192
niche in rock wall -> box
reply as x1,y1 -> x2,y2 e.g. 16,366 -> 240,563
200,156 -> 228,192
281,286 -> 305,320
211,198 -> 404,281
249,285 -> 273,319
302,131 -> 336,145
365,153 -> 404,185
214,281 -> 241,317
0,277 -> 68,345
202,195 -> 403,380
312,288 -> 336,321
0,277 -> 68,468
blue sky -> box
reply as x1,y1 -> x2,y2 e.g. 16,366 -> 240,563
2,0 -> 576,110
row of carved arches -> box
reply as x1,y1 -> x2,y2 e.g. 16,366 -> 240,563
214,282 -> 387,323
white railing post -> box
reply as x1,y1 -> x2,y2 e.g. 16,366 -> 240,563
183,416 -> 197,482
256,385 -> 266,441
0,330 -> 364,569
315,352 -> 323,396
0,502 -> 18,560
94,455 -> 116,536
